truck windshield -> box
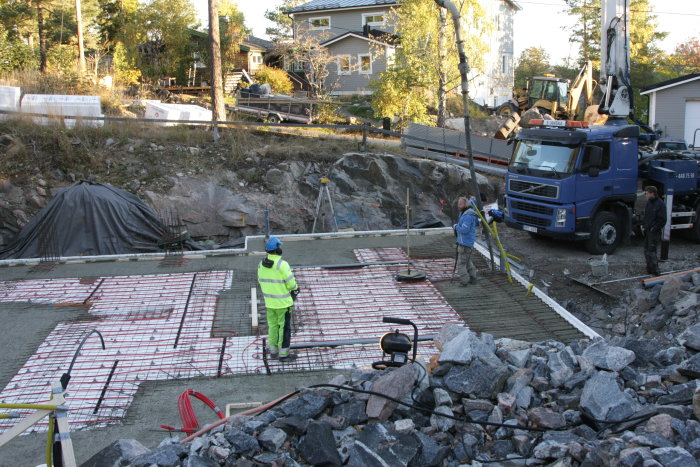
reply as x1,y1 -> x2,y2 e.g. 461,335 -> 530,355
510,140 -> 579,176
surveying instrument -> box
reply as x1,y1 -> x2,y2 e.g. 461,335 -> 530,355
311,177 -> 338,233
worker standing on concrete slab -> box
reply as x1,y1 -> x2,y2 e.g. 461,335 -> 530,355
258,237 -> 299,361
454,195 -> 481,286
643,186 -> 667,276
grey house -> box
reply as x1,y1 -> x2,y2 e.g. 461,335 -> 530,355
640,73 -> 700,146
287,0 -> 399,96
287,0 -> 520,101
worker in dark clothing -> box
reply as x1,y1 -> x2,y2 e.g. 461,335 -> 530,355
257,236 -> 299,361
643,186 -> 667,276
454,195 -> 481,286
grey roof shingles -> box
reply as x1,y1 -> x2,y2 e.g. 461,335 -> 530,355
244,35 -> 273,50
287,0 -> 520,14
286,0 -> 398,14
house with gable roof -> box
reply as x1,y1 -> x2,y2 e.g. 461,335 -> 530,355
286,0 -> 520,105
640,73 -> 700,145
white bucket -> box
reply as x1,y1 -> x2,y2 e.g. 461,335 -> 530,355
589,258 -> 609,276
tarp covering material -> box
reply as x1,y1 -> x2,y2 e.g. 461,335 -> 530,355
0,181 -> 170,259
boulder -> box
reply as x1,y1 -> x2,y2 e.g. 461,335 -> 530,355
297,421 -> 342,466
438,328 -> 496,364
582,340 -> 636,372
444,357 -> 510,398
80,439 -> 150,467
366,364 -> 415,420
579,371 -> 639,423
678,322 -> 700,351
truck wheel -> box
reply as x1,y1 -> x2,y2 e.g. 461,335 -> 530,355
585,211 -> 621,254
497,104 -> 518,118
268,114 -> 281,124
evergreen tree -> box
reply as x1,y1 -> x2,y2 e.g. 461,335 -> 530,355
564,0 -> 667,119
514,47 -> 551,89
264,0 -> 304,43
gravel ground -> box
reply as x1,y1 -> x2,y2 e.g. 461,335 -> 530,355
493,225 -> 700,336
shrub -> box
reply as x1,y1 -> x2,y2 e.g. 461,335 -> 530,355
312,102 -> 343,125
0,25 -> 37,73
113,42 -> 141,86
446,96 -> 490,120
254,66 -> 293,95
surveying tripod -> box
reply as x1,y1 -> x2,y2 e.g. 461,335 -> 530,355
311,177 -> 339,233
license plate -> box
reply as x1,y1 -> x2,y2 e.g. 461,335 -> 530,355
523,225 -> 537,233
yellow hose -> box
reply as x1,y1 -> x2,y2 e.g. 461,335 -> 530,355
0,403 -> 59,410
46,414 -> 54,467
472,209 -> 513,284
526,283 -> 534,296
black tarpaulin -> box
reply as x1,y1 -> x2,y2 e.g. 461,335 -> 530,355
0,181 -> 169,259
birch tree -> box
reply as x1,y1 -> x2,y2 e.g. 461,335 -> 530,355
370,0 -> 488,129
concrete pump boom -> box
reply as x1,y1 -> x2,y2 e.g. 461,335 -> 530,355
598,0 -> 632,119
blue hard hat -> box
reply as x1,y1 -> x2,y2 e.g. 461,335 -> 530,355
265,236 -> 283,252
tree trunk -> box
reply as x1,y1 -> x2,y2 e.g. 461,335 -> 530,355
37,3 -> 47,73
75,0 -> 86,73
436,8 -> 448,128
208,0 -> 226,125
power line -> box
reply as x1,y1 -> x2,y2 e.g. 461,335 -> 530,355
515,0 -> 700,16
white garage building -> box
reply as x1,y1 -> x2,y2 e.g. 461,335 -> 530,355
640,73 -> 700,147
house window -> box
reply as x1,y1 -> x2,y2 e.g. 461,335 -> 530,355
501,54 -> 510,74
337,55 -> 351,75
309,16 -> 330,30
252,54 -> 263,65
362,12 -> 385,27
358,54 -> 372,74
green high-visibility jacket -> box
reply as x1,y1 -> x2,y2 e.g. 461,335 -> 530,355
257,254 -> 298,309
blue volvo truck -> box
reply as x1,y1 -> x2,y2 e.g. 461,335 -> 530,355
503,119 -> 700,254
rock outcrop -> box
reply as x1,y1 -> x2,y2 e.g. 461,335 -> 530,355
143,153 -> 492,243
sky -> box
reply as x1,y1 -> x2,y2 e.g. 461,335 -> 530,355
193,0 -> 699,64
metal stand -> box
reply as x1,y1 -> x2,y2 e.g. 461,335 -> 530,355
311,177 -> 338,233
396,188 -> 426,282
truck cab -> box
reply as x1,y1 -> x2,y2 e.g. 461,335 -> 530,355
504,119 -> 640,254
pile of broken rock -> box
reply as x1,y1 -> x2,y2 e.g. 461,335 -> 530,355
83,324 -> 700,467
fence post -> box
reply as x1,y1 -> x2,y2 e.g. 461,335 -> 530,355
359,126 -> 368,152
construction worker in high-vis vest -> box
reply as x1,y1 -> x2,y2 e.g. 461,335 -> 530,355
257,236 -> 299,361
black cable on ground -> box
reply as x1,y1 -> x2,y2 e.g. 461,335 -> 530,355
253,381 -> 669,436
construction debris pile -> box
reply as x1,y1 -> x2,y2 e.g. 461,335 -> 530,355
606,271 -> 700,342
84,324 -> 700,467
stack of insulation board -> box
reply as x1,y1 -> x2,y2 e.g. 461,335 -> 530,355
144,102 -> 212,126
0,86 -> 21,120
21,94 -> 104,128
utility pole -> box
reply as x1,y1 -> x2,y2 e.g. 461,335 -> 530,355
436,7 -> 448,128
433,0 -> 495,268
75,0 -> 86,73
208,0 -> 226,141
432,0 -> 479,205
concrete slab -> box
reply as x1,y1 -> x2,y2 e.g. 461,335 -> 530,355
0,229 -> 590,466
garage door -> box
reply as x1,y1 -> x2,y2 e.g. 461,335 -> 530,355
686,101 -> 700,147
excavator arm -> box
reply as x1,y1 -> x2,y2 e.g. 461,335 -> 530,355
567,60 -> 595,119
